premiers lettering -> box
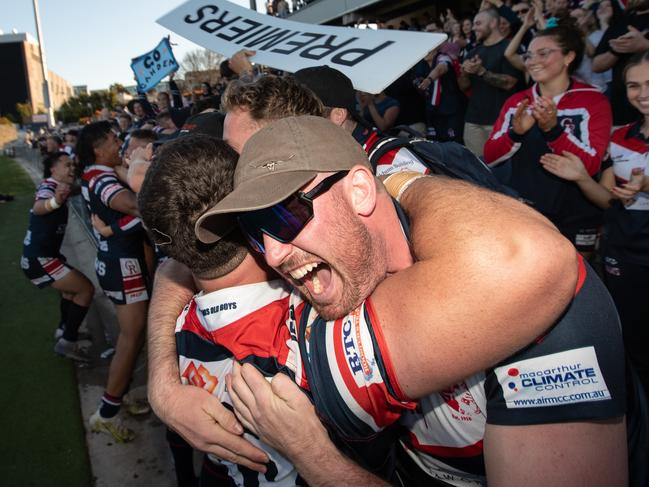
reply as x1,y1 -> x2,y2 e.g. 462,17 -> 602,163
157,0 -> 446,94
184,5 -> 392,67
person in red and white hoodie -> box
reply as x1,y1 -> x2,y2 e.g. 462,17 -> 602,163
483,20 -> 612,256
540,50 -> 649,406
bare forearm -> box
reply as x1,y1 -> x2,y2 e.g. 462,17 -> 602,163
110,190 -> 140,217
147,259 -> 196,414
481,70 -> 517,90
575,176 -> 613,209
458,74 -> 471,91
592,52 -> 618,73
289,440 -> 391,487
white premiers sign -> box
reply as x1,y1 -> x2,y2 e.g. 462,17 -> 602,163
157,0 -> 446,94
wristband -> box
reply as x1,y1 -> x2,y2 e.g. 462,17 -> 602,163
383,171 -> 427,203
48,196 -> 61,210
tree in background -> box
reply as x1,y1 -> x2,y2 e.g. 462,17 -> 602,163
56,91 -> 118,124
15,102 -> 33,125
179,48 -> 224,76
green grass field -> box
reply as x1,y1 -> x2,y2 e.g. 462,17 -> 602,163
0,156 -> 92,486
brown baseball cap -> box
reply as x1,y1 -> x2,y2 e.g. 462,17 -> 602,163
195,115 -> 371,244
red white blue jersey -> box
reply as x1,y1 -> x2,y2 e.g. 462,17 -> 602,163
602,122 -> 649,264
175,280 -> 301,486
484,80 -> 611,173
483,80 -> 611,226
81,164 -> 144,256
353,127 -> 430,176
609,123 -> 649,212
23,178 -> 68,258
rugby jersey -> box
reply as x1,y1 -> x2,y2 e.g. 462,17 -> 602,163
483,80 -> 611,227
81,164 -> 144,256
22,178 -> 68,258
601,121 -> 649,265
175,280 -> 301,486
352,125 -> 430,176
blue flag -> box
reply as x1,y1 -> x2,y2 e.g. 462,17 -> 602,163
131,37 -> 178,92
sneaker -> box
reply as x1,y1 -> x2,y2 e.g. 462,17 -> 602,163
89,410 -> 135,443
54,338 -> 90,363
55,326 -> 92,342
123,394 -> 151,416
54,326 -> 64,340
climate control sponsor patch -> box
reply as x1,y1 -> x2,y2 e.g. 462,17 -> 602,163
494,347 -> 611,408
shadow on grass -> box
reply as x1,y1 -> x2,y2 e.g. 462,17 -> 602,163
0,156 -> 92,486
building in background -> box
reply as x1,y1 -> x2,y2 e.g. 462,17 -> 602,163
0,32 -> 73,122
73,85 -> 89,96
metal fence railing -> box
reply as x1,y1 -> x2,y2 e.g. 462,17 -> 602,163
10,142 -> 98,249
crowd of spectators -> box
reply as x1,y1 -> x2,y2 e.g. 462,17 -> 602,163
15,0 -> 649,484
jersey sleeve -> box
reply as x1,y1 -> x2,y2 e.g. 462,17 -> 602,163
484,258 -> 626,425
303,298 -> 416,440
109,215 -> 143,237
483,94 -> 524,165
35,180 -> 56,201
93,173 -> 127,207
543,93 -> 612,175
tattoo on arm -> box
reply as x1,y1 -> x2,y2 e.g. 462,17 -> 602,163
482,71 -> 517,90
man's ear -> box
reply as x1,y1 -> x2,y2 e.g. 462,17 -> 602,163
347,165 -> 376,217
328,107 -> 348,127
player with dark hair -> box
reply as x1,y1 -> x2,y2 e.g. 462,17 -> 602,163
77,121 -> 149,442
484,21 -> 612,257
21,151 -> 95,361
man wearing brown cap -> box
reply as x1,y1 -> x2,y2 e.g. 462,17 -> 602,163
196,116 -> 629,486
148,110 -> 629,484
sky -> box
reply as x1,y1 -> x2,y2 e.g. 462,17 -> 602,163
3,0 -> 265,90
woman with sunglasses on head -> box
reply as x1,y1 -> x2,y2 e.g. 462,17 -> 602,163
484,19 -> 612,258
21,151 -> 95,362
539,51 -> 649,405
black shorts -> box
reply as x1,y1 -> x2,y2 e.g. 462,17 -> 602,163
21,255 -> 73,288
95,254 -> 150,305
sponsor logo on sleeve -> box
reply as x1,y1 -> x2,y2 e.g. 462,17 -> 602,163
342,308 -> 375,382
494,347 -> 611,408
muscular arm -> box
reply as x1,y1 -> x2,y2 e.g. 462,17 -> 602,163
484,419 -> 627,486
109,189 -> 140,217
148,259 -> 269,470
373,177 -> 578,397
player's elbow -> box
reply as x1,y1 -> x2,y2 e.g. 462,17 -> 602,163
510,222 -> 578,315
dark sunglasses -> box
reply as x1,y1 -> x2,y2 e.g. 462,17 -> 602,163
515,7 -> 530,13
237,171 -> 348,253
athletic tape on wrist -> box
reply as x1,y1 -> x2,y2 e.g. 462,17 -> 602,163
383,171 -> 427,203
48,196 -> 61,210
